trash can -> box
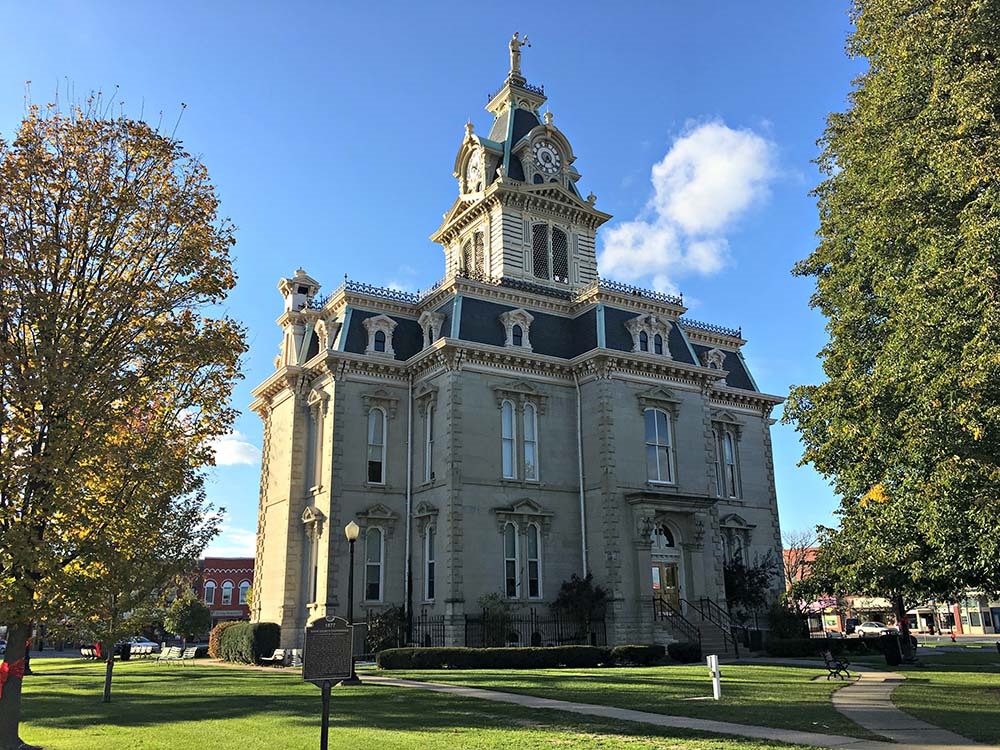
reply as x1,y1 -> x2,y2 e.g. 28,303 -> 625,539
880,634 -> 901,666
119,643 -> 131,661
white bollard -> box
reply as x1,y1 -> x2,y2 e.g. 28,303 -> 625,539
707,654 -> 721,700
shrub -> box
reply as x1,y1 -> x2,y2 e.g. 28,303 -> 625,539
208,620 -> 243,659
366,606 -> 406,654
377,645 -> 611,670
764,637 -> 880,658
667,641 -> 702,663
219,622 -> 281,664
611,644 -> 665,666
766,602 -> 808,639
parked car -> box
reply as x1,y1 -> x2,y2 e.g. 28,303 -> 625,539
856,621 -> 899,638
844,618 -> 861,635
114,636 -> 161,655
0,640 -> 6,655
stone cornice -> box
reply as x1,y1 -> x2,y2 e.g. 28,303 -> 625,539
682,326 -> 746,349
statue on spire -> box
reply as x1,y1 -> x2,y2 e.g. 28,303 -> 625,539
509,32 -> 530,77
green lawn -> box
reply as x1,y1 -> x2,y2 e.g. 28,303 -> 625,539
385,664 -> 878,739
18,659 -> 822,750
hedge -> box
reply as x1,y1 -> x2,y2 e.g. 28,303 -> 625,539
377,646 -> 611,670
208,620 -> 243,659
219,622 -> 281,664
764,637 -> 892,658
667,641 -> 702,663
610,644 -> 665,666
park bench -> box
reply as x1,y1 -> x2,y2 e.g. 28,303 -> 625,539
180,647 -> 198,664
156,646 -> 182,663
80,647 -> 98,660
822,650 -> 851,680
260,648 -> 286,667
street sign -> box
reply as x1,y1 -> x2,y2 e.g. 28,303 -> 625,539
303,616 -> 354,684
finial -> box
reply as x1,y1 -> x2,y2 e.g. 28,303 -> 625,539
587,192 -> 597,205
465,120 -> 474,136
544,111 -> 553,126
496,164 -> 505,179
509,32 -> 530,78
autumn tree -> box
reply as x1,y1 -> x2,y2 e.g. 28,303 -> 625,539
164,596 -> 212,648
0,100 -> 245,748
784,0 -> 1000,639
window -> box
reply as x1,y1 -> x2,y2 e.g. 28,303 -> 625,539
367,408 -> 386,484
523,402 -> 538,481
462,240 -> 473,273
503,522 -> 519,598
552,228 -> 569,282
644,408 -> 673,483
423,403 -> 434,483
501,400 -> 517,479
532,224 -> 550,279
363,314 -> 397,357
511,325 -> 523,347
204,581 -> 216,605
527,524 -> 541,598
221,581 -> 234,606
474,231 -> 486,276
654,334 -> 663,355
651,524 -> 675,549
713,429 -> 723,496
723,431 -> 739,497
531,223 -> 570,283
500,308 -> 534,350
639,331 -> 649,352
373,330 -> 386,352
239,580 -> 251,605
365,527 -> 383,601
424,525 -> 435,601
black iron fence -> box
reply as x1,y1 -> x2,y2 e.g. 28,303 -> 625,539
362,609 -> 446,656
464,609 -> 606,648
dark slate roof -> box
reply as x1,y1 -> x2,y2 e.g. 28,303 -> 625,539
601,306 -> 696,365
458,297 -> 595,359
434,299 -> 453,342
343,308 -> 423,361
690,343 -> 757,392
511,108 -> 540,146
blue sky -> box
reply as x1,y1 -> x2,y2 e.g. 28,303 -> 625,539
1,1 -> 864,556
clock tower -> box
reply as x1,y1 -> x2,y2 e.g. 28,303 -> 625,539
431,35 -> 611,292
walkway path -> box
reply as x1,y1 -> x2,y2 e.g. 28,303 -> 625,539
365,672 -> 998,750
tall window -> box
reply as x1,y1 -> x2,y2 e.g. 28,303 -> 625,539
501,400 -> 517,479
511,324 -> 523,347
462,240 -> 473,273
503,522 -> 519,597
239,580 -> 251,605
424,404 -> 434,483
644,408 -> 673,483
532,224 -> 550,279
527,524 -> 541,598
523,403 -> 538,481
639,331 -> 649,352
723,431 -> 739,497
367,408 -> 386,484
654,334 -> 663,355
474,232 -> 486,275
373,330 -> 386,352
552,228 -> 569,282
221,581 -> 234,606
365,527 -> 383,601
424,525 -> 435,601
713,429 -> 723,496
204,581 -> 216,605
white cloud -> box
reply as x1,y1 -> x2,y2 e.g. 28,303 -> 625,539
210,431 -> 261,466
205,524 -> 257,557
600,121 -> 775,289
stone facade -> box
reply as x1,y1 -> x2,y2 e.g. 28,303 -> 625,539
251,51 -> 785,649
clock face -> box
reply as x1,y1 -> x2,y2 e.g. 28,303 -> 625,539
466,159 -> 481,190
533,140 -> 561,174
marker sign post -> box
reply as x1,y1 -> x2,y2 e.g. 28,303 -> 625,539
707,654 -> 721,700
304,617 -> 355,750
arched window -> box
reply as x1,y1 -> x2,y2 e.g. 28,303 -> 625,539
644,408 -> 673,483
365,527 -> 384,601
723,431 -> 739,497
474,232 -> 486,276
639,331 -> 649,352
367,408 -> 386,484
221,580 -> 234,606
532,173 -> 544,184
373,330 -> 386,353
712,429 -> 723,497
527,524 -> 542,598
423,403 -> 434,484
239,580 -> 251,606
523,402 -> 538,480
204,581 -> 216,605
503,522 -> 519,597
501,400 -> 517,479
651,524 -> 675,549
552,228 -> 569,283
462,240 -> 473,273
424,525 -> 435,601
654,334 -> 663,355
511,324 -> 523,347
532,224 -> 550,279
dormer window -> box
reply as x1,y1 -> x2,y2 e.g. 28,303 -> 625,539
499,308 -> 534,350
418,310 -> 445,349
701,348 -> 727,374
654,334 -> 664,355
625,314 -> 673,358
363,314 -> 397,358
639,331 -> 649,352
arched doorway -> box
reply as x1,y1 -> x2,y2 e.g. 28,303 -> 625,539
650,523 -> 683,610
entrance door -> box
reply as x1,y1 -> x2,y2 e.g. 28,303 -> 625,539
652,562 -> 680,610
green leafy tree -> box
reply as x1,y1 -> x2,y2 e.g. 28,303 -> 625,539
551,574 -> 608,642
165,596 -> 212,647
723,552 -> 780,623
784,0 -> 1000,643
0,98 -> 244,748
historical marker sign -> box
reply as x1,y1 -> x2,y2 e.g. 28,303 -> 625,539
303,616 -> 353,684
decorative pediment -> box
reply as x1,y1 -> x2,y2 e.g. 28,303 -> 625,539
357,503 -> 400,537
418,310 -> 446,349
498,308 -> 534,350
362,314 -> 397,358
711,408 -> 744,438
625,313 -> 673,357
637,386 -> 682,417
493,497 -> 554,533
701,347 -> 726,369
301,506 -> 325,540
492,379 -> 547,413
414,501 -> 439,534
313,317 -> 341,354
413,382 -> 439,416
361,388 -> 400,420
720,513 -> 755,530
306,388 -> 329,414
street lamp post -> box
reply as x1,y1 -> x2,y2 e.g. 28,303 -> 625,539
342,521 -> 362,685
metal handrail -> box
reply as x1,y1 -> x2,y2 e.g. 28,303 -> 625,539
651,596 -> 701,646
691,598 -> 739,658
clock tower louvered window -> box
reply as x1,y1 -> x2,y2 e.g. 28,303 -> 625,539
474,232 -> 485,276
532,224 -> 550,279
552,228 -> 569,282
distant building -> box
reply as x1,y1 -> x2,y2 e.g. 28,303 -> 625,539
199,557 -> 254,627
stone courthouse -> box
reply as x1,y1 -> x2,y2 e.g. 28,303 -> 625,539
251,38 -> 785,649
